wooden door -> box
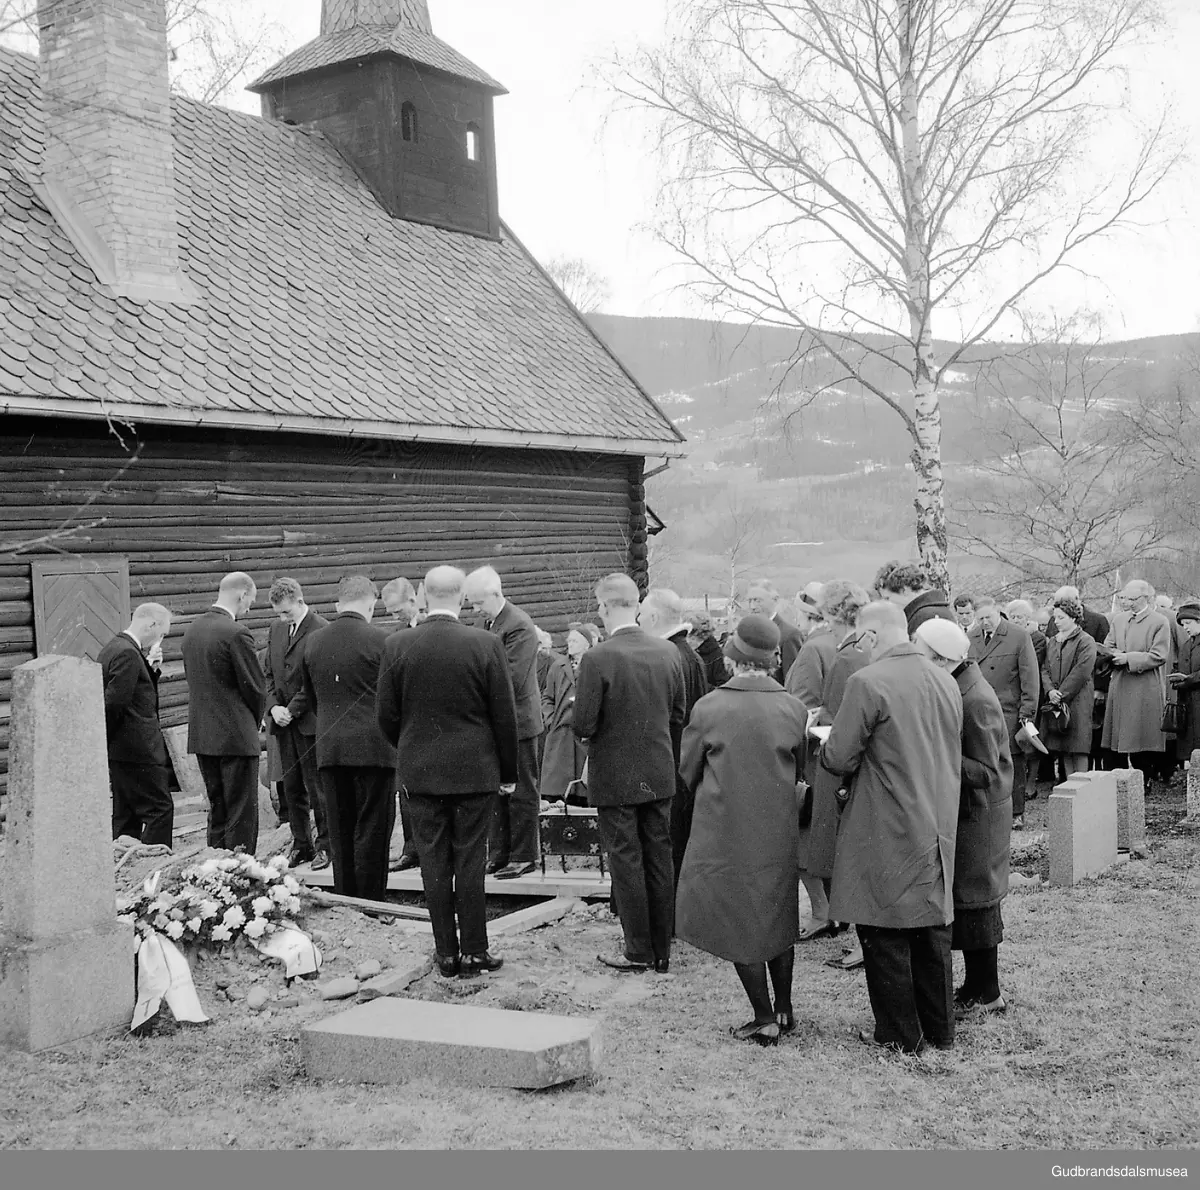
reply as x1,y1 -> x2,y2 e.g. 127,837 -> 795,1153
31,556 -> 130,662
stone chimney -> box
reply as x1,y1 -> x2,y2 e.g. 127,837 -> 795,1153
36,0 -> 192,302
322,0 -> 432,34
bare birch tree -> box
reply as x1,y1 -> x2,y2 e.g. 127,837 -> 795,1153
953,312 -> 1173,590
544,255 -> 613,315
0,0 -> 287,106
710,489 -> 770,609
609,0 -> 1178,590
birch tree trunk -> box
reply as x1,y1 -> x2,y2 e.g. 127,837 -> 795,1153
899,1 -> 950,592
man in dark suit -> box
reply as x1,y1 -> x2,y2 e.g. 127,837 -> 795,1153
747,578 -> 805,685
99,602 -> 175,847
968,597 -> 1039,830
575,573 -> 685,974
301,575 -> 396,902
382,577 -> 422,871
638,587 -> 708,888
182,572 -> 266,852
377,566 -> 520,978
464,566 -> 544,879
264,577 -> 329,868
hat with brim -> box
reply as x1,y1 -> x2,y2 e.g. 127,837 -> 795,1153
914,618 -> 971,664
1177,604 -> 1200,624
723,613 -> 781,665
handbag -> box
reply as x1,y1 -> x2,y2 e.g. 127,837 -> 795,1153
1162,698 -> 1186,736
1043,702 -> 1070,734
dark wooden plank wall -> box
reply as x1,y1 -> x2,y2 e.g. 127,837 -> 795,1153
0,416 -> 645,816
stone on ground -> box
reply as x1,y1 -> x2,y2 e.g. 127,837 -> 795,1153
1048,771 -> 1118,887
0,656 -> 134,1051
1113,767 -> 1147,853
356,955 -> 434,1000
163,725 -> 206,804
355,958 -> 383,980
246,986 -> 270,1012
303,997 -> 600,1088
318,977 -> 360,1001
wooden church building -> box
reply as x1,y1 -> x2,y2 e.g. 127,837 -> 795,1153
0,0 -> 685,809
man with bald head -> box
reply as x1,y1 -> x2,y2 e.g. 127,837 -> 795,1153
182,572 -> 266,852
464,566 -> 544,879
377,566 -> 519,977
575,573 -> 686,973
1100,579 -> 1171,777
819,601 -> 963,1055
99,602 -> 175,846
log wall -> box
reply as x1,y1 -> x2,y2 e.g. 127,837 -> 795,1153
0,416 -> 645,817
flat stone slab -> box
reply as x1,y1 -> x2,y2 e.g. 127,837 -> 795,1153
302,997 -> 600,1089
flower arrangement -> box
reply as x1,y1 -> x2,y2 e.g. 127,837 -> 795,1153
118,852 -> 304,950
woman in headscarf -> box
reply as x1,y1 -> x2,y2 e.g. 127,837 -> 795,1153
677,615 -> 807,1047
1040,596 -> 1098,779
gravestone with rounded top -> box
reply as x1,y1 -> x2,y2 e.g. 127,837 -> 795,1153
0,656 -> 133,1050
1048,770 -> 1119,887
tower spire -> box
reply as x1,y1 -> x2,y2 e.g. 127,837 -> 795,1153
321,0 -> 432,35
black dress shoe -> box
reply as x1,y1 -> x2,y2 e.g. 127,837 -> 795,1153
653,958 -> 670,974
311,850 -> 331,871
598,952 -> 649,972
436,955 -> 461,978
287,846 -> 314,867
494,861 -> 535,880
460,952 -> 504,978
486,857 -> 508,875
389,852 -> 420,872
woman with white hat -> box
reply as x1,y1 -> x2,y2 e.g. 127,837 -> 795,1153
914,618 -> 1013,1017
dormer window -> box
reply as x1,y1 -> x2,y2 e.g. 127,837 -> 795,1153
401,101 -> 418,143
466,124 -> 481,163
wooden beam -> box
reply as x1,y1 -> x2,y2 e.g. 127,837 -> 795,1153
304,888 -> 431,920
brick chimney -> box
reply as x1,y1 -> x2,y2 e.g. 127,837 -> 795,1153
36,0 -> 192,302
322,1 -> 432,35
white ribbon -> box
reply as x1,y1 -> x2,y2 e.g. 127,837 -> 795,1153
132,932 -> 211,1032
250,927 -> 322,979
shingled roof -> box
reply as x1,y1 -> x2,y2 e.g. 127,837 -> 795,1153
0,48 -> 684,457
249,24 -> 507,94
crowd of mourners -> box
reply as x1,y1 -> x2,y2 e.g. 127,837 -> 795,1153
98,558 -> 1199,1055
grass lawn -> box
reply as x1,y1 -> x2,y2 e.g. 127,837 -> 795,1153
1,782 -> 1197,1150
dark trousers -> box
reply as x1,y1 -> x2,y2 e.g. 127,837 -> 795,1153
407,791 -> 494,958
489,735 -> 541,865
320,766 -> 395,901
1011,746 -> 1027,816
669,779 -> 695,890
857,923 -> 954,1053
395,790 -> 419,861
277,725 -> 328,856
196,754 -> 259,853
110,761 -> 174,847
597,797 -> 674,964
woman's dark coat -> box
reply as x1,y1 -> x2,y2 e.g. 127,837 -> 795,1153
1170,629 -> 1200,760
801,631 -> 871,878
1039,629 -> 1097,756
539,650 -> 584,799
676,673 -> 805,963
953,660 -> 1012,912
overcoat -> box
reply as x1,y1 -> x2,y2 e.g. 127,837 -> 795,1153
573,626 -> 684,807
802,630 -> 871,877
773,612 -> 806,686
821,643 -> 963,929
968,619 -> 1039,736
181,607 -> 266,756
953,661 -> 1012,912
1170,629 -> 1200,760
538,650 -> 585,799
1101,608 -> 1170,754
676,673 -> 806,963
693,634 -> 729,689
1039,629 -> 1097,755
786,625 -> 839,787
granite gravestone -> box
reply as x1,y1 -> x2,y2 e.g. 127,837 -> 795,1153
1048,770 -> 1119,887
0,656 -> 133,1050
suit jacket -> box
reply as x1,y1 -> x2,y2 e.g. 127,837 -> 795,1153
98,632 -> 168,766
573,625 -> 685,807
182,607 -> 266,756
968,618 -> 1039,735
773,613 -> 805,686
301,612 -> 397,769
488,599 -> 544,740
821,643 -> 962,929
376,614 -> 519,795
953,661 -> 1012,911
264,609 -> 329,736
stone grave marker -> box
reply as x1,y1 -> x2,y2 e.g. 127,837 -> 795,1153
0,656 -> 134,1050
163,724 -> 206,805
1188,751 -> 1200,821
1048,770 -> 1118,887
1113,767 -> 1147,854
303,997 -> 600,1089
